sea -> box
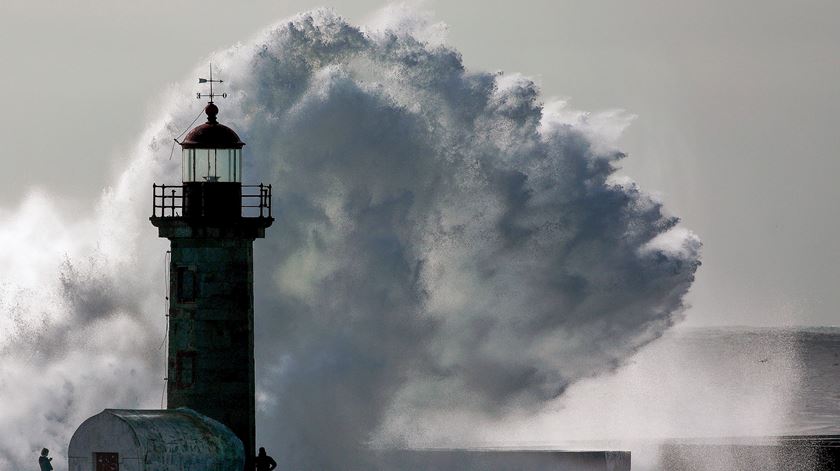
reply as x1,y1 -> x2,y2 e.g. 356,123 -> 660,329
595,326 -> 840,470
675,326 -> 840,436
472,326 -> 840,470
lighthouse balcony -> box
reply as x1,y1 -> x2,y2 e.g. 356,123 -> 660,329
150,182 -> 273,239
152,182 -> 272,219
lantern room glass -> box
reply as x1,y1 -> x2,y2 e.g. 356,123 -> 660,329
181,148 -> 242,182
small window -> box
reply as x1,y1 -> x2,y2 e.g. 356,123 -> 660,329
176,351 -> 196,388
177,267 -> 197,303
95,452 -> 119,471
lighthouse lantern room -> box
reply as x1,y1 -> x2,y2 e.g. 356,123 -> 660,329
179,102 -> 243,183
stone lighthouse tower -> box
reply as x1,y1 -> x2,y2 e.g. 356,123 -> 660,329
150,76 -> 272,467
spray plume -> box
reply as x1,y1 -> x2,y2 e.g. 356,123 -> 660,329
0,7 -> 700,469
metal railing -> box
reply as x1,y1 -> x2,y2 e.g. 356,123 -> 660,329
242,184 -> 273,218
152,184 -> 183,217
152,183 -> 272,218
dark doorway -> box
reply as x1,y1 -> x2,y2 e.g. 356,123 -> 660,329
94,452 -> 118,471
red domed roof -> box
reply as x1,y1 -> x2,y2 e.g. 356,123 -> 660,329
180,103 -> 245,149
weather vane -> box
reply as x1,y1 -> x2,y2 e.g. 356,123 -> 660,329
197,64 -> 227,102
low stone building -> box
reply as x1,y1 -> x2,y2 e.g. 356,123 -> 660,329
68,408 -> 243,471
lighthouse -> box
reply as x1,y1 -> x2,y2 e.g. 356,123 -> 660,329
67,72 -> 268,471
149,74 -> 273,465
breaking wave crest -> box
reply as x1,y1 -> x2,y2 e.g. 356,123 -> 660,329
0,8 -> 699,469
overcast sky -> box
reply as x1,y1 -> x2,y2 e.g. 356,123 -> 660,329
1,0 -> 838,327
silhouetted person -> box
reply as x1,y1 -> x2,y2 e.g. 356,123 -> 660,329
38,448 -> 53,471
255,447 -> 277,471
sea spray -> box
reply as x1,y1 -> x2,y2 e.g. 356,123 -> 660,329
0,8 -> 699,469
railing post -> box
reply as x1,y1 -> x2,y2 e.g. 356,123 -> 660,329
259,183 -> 264,218
170,189 -> 176,217
268,184 -> 272,218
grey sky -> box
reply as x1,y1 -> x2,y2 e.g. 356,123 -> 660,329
1,0 -> 838,326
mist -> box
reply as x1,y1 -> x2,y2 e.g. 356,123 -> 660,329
0,7 -> 701,469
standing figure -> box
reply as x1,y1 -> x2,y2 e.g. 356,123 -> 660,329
254,447 -> 277,471
38,448 -> 53,471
